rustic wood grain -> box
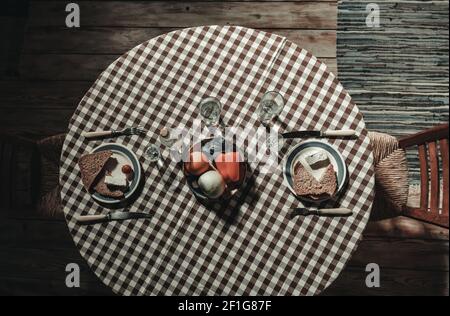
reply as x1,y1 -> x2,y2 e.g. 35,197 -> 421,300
365,216 -> 449,241
0,217 -> 447,296
428,141 -> 440,213
418,145 -> 429,210
0,107 -> 73,135
322,267 -> 448,296
18,53 -> 338,81
0,80 -> 90,109
337,0 -> 449,185
28,1 -> 337,29
23,27 -> 337,58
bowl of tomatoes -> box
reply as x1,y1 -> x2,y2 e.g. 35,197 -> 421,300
183,137 -> 247,200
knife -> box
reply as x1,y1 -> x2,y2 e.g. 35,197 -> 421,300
291,208 -> 352,217
76,210 -> 152,225
282,129 -> 356,139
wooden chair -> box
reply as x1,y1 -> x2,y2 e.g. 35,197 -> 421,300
398,124 -> 449,228
369,124 -> 449,228
0,130 -> 65,218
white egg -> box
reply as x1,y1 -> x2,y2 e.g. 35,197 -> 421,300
198,170 -> 225,198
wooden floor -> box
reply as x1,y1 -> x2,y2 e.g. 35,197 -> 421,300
0,0 -> 448,296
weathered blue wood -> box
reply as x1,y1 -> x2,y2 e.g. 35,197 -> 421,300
337,0 -> 449,181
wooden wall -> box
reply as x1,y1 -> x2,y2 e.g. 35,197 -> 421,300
337,0 -> 449,182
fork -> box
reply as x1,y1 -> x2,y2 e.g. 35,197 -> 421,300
82,126 -> 146,139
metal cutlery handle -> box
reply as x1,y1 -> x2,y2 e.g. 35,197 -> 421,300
76,214 -> 108,223
317,208 -> 352,216
323,129 -> 356,137
82,130 -> 114,139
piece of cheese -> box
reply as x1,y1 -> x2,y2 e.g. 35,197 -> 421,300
104,174 -> 128,191
304,150 -> 330,169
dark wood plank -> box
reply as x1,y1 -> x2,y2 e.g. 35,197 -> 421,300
350,238 -> 449,272
0,80 -> 89,109
365,216 -> 449,241
0,214 -> 448,295
28,1 -> 337,29
18,54 -> 338,81
0,107 -> 72,135
323,267 -> 448,296
1,217 -> 448,271
428,141 -> 440,213
440,138 -> 449,215
23,27 -> 337,58
19,54 -> 116,81
0,276 -> 113,296
0,143 -> 13,209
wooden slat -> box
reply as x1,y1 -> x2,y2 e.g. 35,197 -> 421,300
18,54 -> 338,81
418,144 -> 429,211
399,124 -> 449,149
23,27 -> 337,58
440,138 -> 449,215
428,141 -> 440,213
29,1 -> 337,29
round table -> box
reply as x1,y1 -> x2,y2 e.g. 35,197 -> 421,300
60,26 -> 375,296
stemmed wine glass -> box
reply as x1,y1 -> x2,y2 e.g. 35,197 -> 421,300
199,97 -> 222,127
256,91 -> 285,151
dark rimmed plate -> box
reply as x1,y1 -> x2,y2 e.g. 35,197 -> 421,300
283,140 -> 348,203
91,143 -> 142,205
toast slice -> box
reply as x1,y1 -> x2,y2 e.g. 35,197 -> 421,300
78,150 -> 125,199
293,163 -> 337,198
78,150 -> 113,191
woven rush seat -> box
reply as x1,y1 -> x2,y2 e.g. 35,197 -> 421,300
368,131 -> 409,220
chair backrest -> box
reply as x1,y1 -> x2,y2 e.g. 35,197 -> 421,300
0,132 -> 40,211
399,124 -> 449,228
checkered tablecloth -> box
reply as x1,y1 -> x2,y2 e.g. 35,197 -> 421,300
60,26 -> 374,296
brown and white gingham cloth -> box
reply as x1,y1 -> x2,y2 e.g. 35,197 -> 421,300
60,26 -> 374,296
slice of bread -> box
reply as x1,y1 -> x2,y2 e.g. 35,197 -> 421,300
79,150 -> 126,199
94,178 -> 125,199
78,150 -> 113,191
293,163 -> 337,198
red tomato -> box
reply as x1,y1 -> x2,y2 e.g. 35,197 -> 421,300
185,151 -> 210,176
215,152 -> 244,183
121,164 -> 133,174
